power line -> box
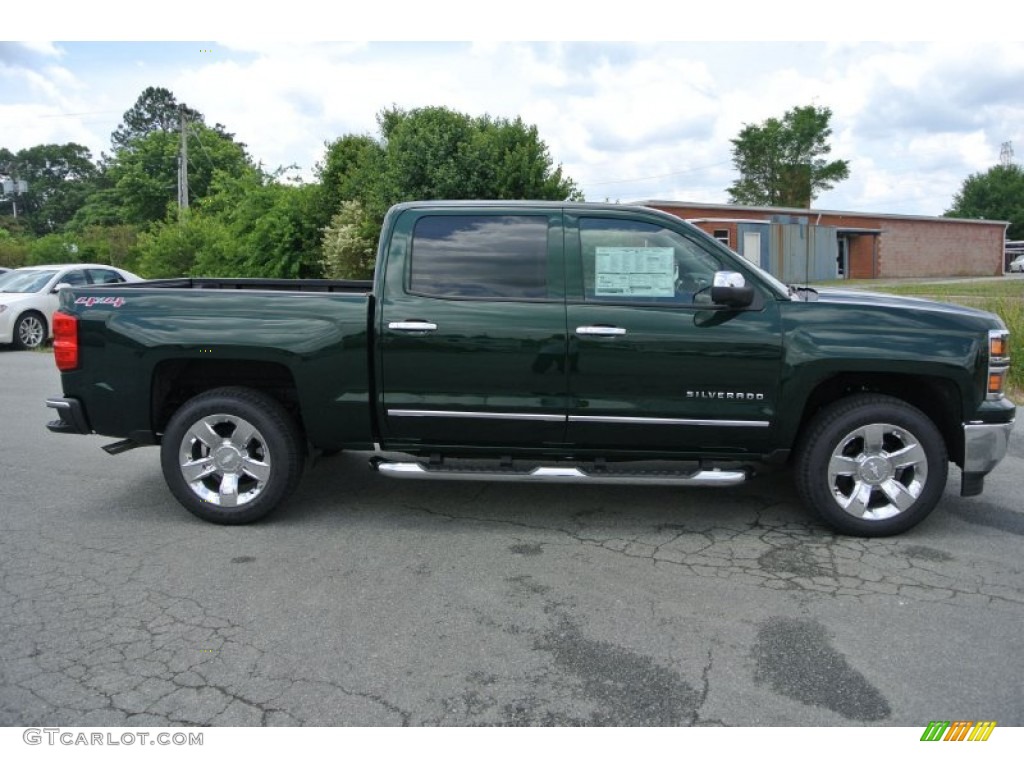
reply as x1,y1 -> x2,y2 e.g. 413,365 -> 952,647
29,110 -> 121,119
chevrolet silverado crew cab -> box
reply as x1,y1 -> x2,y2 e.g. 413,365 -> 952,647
46,201 -> 1015,536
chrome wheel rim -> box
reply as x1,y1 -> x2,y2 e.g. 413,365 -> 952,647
18,316 -> 44,348
827,422 -> 928,521
178,414 -> 271,507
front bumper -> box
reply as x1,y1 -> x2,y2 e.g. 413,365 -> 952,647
0,308 -> 16,344
46,396 -> 91,435
963,420 -> 1015,474
960,419 -> 1015,496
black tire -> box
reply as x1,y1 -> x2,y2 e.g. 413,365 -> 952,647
13,311 -> 47,350
160,386 -> 304,524
794,394 -> 947,537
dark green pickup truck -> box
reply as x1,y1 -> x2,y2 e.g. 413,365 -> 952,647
46,201 -> 1015,536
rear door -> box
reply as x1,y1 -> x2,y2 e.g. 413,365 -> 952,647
378,206 -> 569,450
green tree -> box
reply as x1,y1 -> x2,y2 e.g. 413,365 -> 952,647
73,225 -> 143,273
136,210 -> 237,278
192,167 -> 323,278
69,87 -> 255,230
132,165 -> 325,279
26,232 -> 77,265
0,143 -> 99,235
77,123 -> 253,227
316,105 -> 582,273
727,105 -> 850,207
111,86 -> 204,151
945,163 -> 1024,240
374,106 -> 581,211
320,200 -> 377,279
0,227 -> 31,268
314,134 -> 382,229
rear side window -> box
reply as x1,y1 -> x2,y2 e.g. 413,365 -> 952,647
410,215 -> 549,299
59,270 -> 89,287
87,268 -> 125,284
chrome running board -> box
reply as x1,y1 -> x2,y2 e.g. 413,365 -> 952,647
369,458 -> 746,487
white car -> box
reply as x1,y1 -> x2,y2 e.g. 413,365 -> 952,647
1009,255 -> 1024,273
0,264 -> 143,350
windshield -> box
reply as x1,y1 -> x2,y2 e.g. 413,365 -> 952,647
0,270 -> 58,294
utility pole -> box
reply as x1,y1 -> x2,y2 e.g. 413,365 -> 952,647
177,105 -> 189,220
1,174 -> 27,218
1000,141 -> 1013,168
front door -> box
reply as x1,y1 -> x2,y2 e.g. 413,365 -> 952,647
564,213 -> 784,455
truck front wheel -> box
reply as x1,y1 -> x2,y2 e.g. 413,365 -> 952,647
160,387 -> 304,524
794,394 -> 948,537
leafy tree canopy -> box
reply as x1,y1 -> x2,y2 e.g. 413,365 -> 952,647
75,118 -> 254,228
315,105 -> 582,276
111,86 -> 205,151
727,104 -> 850,208
945,163 -> 1024,240
0,143 -> 98,235
138,166 -> 322,279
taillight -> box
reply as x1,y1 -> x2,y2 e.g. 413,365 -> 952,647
53,311 -> 79,371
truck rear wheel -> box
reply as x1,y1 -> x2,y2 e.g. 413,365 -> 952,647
160,387 -> 304,524
794,394 -> 947,537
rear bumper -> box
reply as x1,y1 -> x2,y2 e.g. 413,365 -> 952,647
46,396 -> 91,435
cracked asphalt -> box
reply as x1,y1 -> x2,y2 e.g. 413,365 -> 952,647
2,349 -> 1022,726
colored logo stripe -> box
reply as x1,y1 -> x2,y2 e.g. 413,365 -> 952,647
968,722 -> 997,742
920,720 -> 996,742
921,721 -> 950,741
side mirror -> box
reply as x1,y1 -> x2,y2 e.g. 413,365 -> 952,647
710,271 -> 754,308
52,282 -> 72,294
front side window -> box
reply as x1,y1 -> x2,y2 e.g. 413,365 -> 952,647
580,218 -> 722,305
410,215 -> 549,299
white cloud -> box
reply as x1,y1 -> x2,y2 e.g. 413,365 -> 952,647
2,40 -> 1022,218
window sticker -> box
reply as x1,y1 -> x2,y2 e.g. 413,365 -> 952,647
594,247 -> 675,297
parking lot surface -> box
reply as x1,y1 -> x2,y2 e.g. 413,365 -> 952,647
1,348 -> 1022,726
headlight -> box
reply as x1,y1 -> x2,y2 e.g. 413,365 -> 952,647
987,330 -> 1010,400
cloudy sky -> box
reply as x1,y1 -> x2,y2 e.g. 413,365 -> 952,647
3,6 -> 1022,217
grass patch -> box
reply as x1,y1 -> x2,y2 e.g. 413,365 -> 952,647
837,278 -> 1024,299
830,278 -> 1023,398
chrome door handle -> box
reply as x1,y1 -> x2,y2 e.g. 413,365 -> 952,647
576,326 -> 627,336
388,321 -> 438,332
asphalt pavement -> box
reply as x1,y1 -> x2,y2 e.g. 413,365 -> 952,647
1,348 -> 1022,726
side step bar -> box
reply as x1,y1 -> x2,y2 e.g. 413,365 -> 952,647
369,458 -> 747,487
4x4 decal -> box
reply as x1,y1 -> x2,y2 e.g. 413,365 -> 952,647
74,296 -> 126,308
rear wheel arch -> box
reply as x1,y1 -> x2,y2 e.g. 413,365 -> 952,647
151,358 -> 303,436
159,385 -> 305,524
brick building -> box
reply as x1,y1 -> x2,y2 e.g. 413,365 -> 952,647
638,201 -> 1008,280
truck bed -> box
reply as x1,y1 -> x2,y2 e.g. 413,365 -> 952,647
54,279 -> 376,451
119,277 -> 373,293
